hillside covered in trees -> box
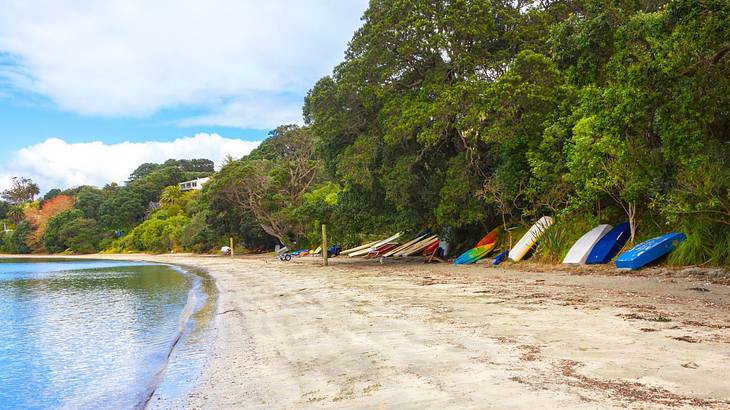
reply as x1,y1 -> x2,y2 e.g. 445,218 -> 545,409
1,0 -> 728,266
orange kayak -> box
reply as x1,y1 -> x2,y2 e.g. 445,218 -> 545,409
475,227 -> 500,247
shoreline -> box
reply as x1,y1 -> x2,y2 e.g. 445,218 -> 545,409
145,263 -> 219,409
12,253 -> 730,408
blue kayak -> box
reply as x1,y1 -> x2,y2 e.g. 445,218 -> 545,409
614,232 -> 686,270
586,222 -> 630,264
492,249 -> 509,266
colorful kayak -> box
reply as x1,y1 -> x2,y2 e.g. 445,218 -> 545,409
454,243 -> 495,265
614,232 -> 686,270
402,237 -> 440,256
492,249 -> 509,266
563,224 -> 613,264
368,243 -> 399,258
586,222 -> 630,264
383,233 -> 431,257
349,232 -> 403,257
508,216 -> 554,262
475,227 -> 500,247
422,240 -> 440,256
340,240 -> 379,256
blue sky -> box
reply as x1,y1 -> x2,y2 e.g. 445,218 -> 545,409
0,99 -> 267,159
0,0 -> 368,192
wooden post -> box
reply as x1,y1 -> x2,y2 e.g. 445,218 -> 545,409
229,237 -> 234,256
322,224 -> 328,266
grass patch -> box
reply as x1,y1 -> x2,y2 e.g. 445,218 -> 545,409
534,214 -> 599,263
669,219 -> 730,266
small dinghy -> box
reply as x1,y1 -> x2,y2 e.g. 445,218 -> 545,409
614,232 -> 686,270
586,222 -> 631,264
563,224 -> 613,264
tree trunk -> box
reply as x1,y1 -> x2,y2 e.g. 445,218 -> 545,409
627,201 -> 637,244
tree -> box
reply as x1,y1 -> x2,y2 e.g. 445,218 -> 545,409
98,188 -> 146,231
0,200 -> 9,220
160,185 -> 183,207
76,187 -> 104,219
208,125 -> 322,244
24,194 -> 76,251
301,0 -> 571,240
127,163 -> 161,182
3,221 -> 32,254
2,177 -> 40,203
43,189 -> 62,201
128,158 -> 214,182
59,218 -> 103,254
6,205 -> 25,225
109,212 -> 189,253
43,209 -> 84,253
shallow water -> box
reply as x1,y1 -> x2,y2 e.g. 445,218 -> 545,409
0,258 -> 214,409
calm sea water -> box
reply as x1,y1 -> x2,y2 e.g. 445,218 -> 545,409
0,258 -> 215,410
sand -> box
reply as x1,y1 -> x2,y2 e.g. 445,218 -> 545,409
90,254 -> 730,409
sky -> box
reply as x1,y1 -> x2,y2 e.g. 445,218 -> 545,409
0,0 -> 368,193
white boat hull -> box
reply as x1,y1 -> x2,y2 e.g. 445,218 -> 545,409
562,224 -> 613,264
508,216 -> 554,262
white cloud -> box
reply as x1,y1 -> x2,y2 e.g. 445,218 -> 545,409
179,93 -> 304,129
0,135 -> 260,192
0,0 -> 367,128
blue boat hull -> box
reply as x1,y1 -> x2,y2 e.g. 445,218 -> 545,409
614,232 -> 686,270
586,222 -> 630,264
492,250 -> 509,266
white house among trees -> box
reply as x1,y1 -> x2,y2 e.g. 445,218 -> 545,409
178,177 -> 210,192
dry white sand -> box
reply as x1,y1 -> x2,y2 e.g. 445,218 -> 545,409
91,254 -> 730,409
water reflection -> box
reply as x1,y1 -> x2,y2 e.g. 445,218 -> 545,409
0,259 -> 207,409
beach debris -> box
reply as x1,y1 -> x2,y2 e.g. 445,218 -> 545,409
688,286 -> 710,292
672,335 -> 700,343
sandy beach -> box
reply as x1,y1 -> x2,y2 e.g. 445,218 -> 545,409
93,254 -> 729,409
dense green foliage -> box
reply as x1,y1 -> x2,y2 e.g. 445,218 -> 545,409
1,222 -> 32,254
106,208 -> 190,253
0,159 -> 215,254
298,0 -> 729,263
2,0 -> 728,266
43,209 -> 85,253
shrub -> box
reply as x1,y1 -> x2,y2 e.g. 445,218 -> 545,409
180,212 -> 222,253
43,209 -> 84,253
669,219 -> 730,267
104,213 -> 190,253
59,218 -> 104,254
2,222 -> 32,254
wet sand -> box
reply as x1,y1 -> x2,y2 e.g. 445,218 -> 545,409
94,254 -> 730,409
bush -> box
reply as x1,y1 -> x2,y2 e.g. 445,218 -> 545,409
669,219 -> 730,267
104,213 -> 190,253
43,209 -> 84,253
59,218 -> 104,254
2,222 -> 32,254
180,212 -> 223,253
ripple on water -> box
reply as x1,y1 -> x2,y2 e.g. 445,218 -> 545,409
0,258 -> 215,410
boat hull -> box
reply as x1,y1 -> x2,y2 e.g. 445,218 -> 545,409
586,222 -> 630,264
508,216 -> 554,262
455,243 -> 495,265
563,224 -> 613,264
614,232 -> 686,270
